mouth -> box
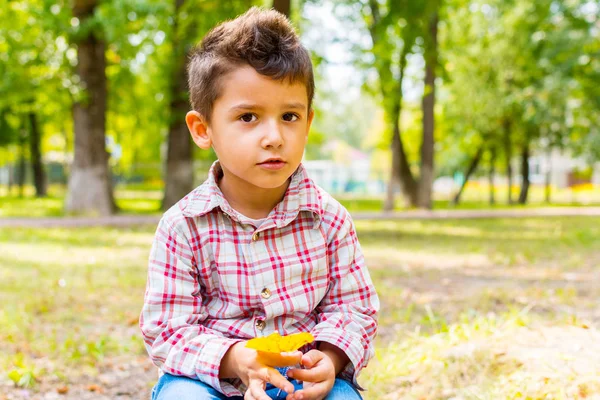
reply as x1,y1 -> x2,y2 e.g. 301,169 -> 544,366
258,158 -> 286,165
257,158 -> 287,170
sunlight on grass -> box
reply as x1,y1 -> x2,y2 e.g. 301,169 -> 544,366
1,217 -> 599,397
0,226 -> 153,389
2,183 -> 600,217
362,311 -> 529,399
0,196 -> 64,217
0,186 -> 162,217
362,310 -> 600,399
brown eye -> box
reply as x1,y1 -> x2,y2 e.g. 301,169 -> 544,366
282,113 -> 299,122
240,113 -> 257,122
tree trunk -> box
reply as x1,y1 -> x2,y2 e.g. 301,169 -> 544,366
66,0 -> 116,215
503,119 -> 513,204
384,132 -> 400,211
385,115 -> 418,210
518,139 -> 530,204
384,176 -> 398,211
452,145 -> 483,206
545,147 -> 552,203
7,163 -> 14,195
418,11 -> 438,210
63,119 -> 70,184
162,0 -> 194,211
489,146 -> 496,205
367,0 -> 418,210
28,112 -> 47,197
272,0 -> 291,17
18,131 -> 27,198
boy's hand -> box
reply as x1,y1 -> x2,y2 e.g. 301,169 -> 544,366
285,350 -> 336,400
221,342 -> 302,400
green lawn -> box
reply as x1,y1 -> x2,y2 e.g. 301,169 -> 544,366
1,217 -> 599,398
1,183 -> 599,217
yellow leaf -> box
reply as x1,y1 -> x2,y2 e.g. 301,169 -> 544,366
246,332 -> 314,354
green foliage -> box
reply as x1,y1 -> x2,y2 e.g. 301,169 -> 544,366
7,353 -> 38,388
1,0 -> 599,191
438,0 -> 600,175
0,0 -> 257,178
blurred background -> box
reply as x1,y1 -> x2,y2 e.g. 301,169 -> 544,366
1,0 -> 600,399
1,0 -> 598,216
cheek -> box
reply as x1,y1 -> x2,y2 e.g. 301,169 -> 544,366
216,136 -> 252,161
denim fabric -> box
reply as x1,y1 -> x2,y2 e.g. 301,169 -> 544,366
151,371 -> 363,400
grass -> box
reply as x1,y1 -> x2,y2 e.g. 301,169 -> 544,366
0,227 -> 150,393
1,183 -> 600,217
0,217 -> 599,398
358,217 -> 600,399
0,186 -> 162,217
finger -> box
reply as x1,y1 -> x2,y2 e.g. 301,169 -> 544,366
286,393 -> 302,400
285,391 -> 303,400
286,368 -> 303,384
301,350 -> 323,369
260,367 -> 295,395
244,384 -> 258,400
287,365 -> 326,383
280,350 -> 303,358
296,382 -> 328,400
247,378 -> 270,400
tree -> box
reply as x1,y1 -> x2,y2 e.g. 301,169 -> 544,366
0,0 -> 74,198
162,0 -> 194,210
418,7 -> 439,208
272,0 -> 291,16
439,0 -> 596,206
66,0 -> 116,215
28,111 -> 47,197
359,0 -> 441,209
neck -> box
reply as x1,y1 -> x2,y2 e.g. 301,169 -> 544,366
218,169 -> 290,220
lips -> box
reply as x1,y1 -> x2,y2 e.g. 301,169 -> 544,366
257,158 -> 287,170
258,158 -> 285,165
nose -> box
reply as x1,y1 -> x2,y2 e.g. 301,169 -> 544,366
260,120 -> 284,149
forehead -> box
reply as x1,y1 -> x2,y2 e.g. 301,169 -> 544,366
214,65 -> 308,110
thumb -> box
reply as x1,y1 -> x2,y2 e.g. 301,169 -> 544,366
301,350 -> 323,369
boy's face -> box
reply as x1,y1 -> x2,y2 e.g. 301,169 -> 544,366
187,65 -> 314,192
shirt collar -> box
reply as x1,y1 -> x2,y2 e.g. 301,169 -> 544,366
180,161 -> 322,227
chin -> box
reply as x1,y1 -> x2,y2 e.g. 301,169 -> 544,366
252,176 -> 292,189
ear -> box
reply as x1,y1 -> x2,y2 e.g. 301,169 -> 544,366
186,111 -> 211,149
305,109 -> 315,141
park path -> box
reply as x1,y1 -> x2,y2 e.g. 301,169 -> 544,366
2,206 -> 600,228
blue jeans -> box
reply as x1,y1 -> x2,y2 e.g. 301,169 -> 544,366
151,372 -> 363,400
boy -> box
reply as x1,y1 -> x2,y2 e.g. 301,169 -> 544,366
140,7 -> 379,400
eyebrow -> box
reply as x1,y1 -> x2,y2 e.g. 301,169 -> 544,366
282,102 -> 307,110
229,103 -> 307,112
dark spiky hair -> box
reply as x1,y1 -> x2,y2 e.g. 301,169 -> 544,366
187,7 -> 314,121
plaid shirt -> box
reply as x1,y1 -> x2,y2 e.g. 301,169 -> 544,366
140,162 -> 379,397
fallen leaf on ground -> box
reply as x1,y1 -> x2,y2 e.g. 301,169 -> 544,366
56,385 -> 69,394
87,384 -> 103,393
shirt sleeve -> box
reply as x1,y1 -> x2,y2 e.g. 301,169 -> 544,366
139,216 -> 243,397
311,208 -> 380,389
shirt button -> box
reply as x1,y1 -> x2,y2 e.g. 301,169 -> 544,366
255,319 -> 266,331
252,232 -> 260,241
260,288 -> 271,299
